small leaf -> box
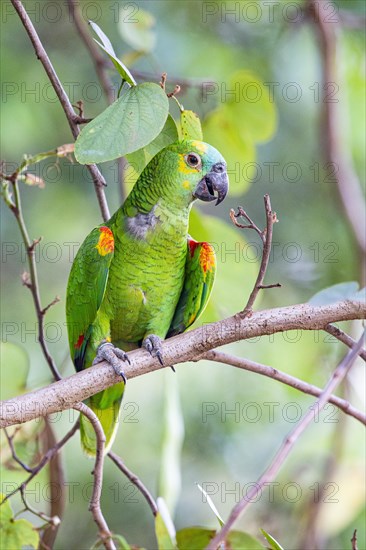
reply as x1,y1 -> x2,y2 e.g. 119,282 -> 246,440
180,110 -> 203,141
89,20 -> 136,86
196,483 -> 224,526
155,499 -> 176,550
75,83 -> 169,164
260,529 -> 284,550
176,528 -> 216,550
226,530 -> 266,549
0,494 -> 39,549
308,281 -> 361,306
126,114 -> 178,180
21,173 -> 45,188
118,7 -> 156,53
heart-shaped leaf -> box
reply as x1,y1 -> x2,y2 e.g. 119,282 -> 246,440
75,83 -> 169,164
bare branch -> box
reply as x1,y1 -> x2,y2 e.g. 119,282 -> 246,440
4,427 -> 33,472
351,529 -> 358,550
73,403 -> 115,550
324,324 -> 366,361
9,180 -> 61,381
206,333 -> 365,550
231,195 -> 279,315
203,350 -> 366,425
1,300 -> 364,428
2,421 -> 79,503
108,451 -> 158,517
10,0 -> 110,221
307,0 -> 366,253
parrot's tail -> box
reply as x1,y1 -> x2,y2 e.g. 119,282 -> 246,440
80,395 -> 123,457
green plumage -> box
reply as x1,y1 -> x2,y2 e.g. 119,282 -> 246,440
66,140 -> 228,455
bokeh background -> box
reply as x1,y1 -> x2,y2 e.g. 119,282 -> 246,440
1,0 -> 365,548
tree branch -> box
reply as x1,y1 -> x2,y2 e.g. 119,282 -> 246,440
2,420 -> 79,503
9,179 -> 62,381
1,300 -> 364,428
73,403 -> 115,550
11,0 -> 110,221
202,350 -> 366,425
108,451 -> 158,517
324,324 -> 366,361
206,333 -> 365,550
230,195 -> 280,315
307,0 -> 366,254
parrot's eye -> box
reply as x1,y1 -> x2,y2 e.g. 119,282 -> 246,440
185,153 -> 201,169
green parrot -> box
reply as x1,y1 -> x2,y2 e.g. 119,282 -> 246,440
66,140 -> 229,456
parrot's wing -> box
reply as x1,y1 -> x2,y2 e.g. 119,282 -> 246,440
167,237 -> 216,337
66,225 -> 114,371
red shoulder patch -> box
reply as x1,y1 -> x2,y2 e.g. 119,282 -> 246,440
199,242 -> 215,272
188,239 -> 215,272
96,226 -> 114,256
75,334 -> 84,349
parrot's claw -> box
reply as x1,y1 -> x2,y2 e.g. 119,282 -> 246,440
93,342 -> 129,384
142,334 -> 164,366
142,336 -> 176,372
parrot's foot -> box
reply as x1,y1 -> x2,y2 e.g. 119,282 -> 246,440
93,342 -> 130,384
142,334 -> 164,366
142,335 -> 176,372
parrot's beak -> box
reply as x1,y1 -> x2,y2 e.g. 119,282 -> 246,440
193,163 -> 229,205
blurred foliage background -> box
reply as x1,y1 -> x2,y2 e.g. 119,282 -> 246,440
1,0 -> 365,548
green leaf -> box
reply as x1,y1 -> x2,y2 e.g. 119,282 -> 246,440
203,108 -> 255,195
155,500 -> 176,550
260,529 -> 284,550
226,531 -> 266,549
203,70 -> 277,195
0,343 -> 29,400
75,83 -> 169,164
89,21 -> 136,86
126,114 -> 178,180
118,7 -> 156,53
227,71 -> 277,142
308,281 -> 363,306
196,484 -> 224,527
176,528 -> 216,550
180,110 -> 203,141
0,494 -> 39,549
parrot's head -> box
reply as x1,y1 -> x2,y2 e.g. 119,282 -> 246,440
158,140 -> 229,207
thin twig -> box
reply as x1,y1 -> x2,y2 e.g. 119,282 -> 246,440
108,451 -> 158,517
351,529 -> 358,550
202,350 -> 366,425
3,427 -> 33,472
19,485 -> 60,529
206,333 -> 365,550
73,403 -> 115,550
10,179 -> 61,381
11,0 -> 110,221
2,420 -> 79,503
324,324 -> 366,361
231,195 -> 279,316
